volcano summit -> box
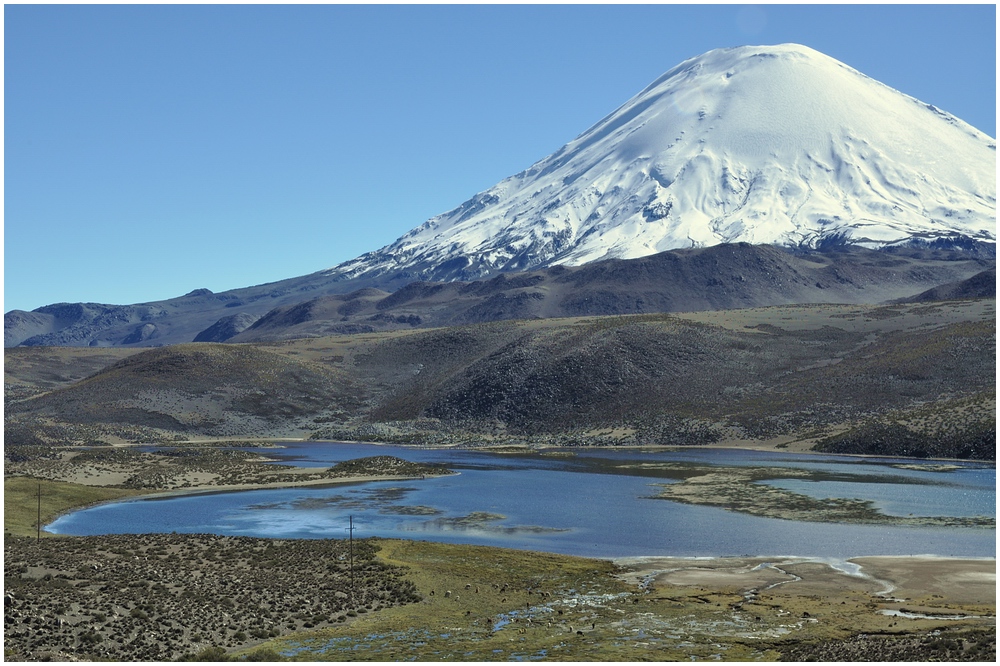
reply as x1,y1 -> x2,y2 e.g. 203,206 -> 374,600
332,43 -> 995,283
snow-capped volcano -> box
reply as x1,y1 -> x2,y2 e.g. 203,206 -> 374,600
331,43 -> 995,282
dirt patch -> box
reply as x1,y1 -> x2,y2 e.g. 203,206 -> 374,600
852,556 -> 997,607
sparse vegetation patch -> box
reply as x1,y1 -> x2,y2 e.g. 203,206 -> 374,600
3,534 -> 419,661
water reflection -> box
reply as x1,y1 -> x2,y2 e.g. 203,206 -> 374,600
757,478 -> 995,518
46,443 -> 995,559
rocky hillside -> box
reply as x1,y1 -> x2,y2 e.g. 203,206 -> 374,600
233,244 -> 994,343
896,268 -> 996,303
6,244 -> 994,349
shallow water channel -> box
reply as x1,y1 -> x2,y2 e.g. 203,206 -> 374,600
47,444 -> 995,559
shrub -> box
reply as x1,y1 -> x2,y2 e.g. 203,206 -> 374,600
241,648 -> 283,662
192,646 -> 228,661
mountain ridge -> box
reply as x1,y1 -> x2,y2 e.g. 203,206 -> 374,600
5,243 -> 993,348
231,244 -> 995,343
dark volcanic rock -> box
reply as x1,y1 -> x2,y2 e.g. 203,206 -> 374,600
5,343 -> 366,438
5,243 -> 994,348
6,299 -> 993,456
234,244 -> 993,343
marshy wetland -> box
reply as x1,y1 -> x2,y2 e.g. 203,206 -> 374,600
4,442 -> 996,661
4,531 -> 995,662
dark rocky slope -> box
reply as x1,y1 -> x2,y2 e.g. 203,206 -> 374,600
895,267 -> 996,303
6,243 -> 993,348
233,244 -> 994,343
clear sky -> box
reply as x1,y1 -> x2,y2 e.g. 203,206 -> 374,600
4,3 -> 996,313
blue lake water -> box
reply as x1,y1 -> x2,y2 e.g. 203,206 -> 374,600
46,443 -> 995,559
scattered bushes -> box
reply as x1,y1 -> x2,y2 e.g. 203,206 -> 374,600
816,420 -> 995,460
4,533 -> 417,661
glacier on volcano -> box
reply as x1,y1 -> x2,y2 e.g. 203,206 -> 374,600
330,44 -> 996,283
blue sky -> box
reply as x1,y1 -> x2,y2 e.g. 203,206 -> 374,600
4,3 -> 996,313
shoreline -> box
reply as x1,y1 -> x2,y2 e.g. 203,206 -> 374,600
612,553 -> 998,566
15,444 -> 992,559
28,443 -> 992,540
609,553 -> 996,618
93,436 -> 996,465
38,472 -> 454,534
225,436 -> 998,465
318,438 -> 998,465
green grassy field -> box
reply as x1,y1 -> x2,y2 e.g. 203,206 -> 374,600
238,540 -> 995,662
3,477 -> 138,538
239,539 -> 780,662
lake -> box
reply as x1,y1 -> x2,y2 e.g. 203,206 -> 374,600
46,443 -> 995,559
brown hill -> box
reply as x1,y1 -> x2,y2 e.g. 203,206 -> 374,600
5,344 -> 364,440
7,300 -> 993,459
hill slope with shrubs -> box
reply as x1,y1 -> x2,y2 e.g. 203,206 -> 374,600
5,300 -> 995,459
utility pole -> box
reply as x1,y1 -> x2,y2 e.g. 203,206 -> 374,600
347,516 -> 355,605
36,483 -> 41,542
